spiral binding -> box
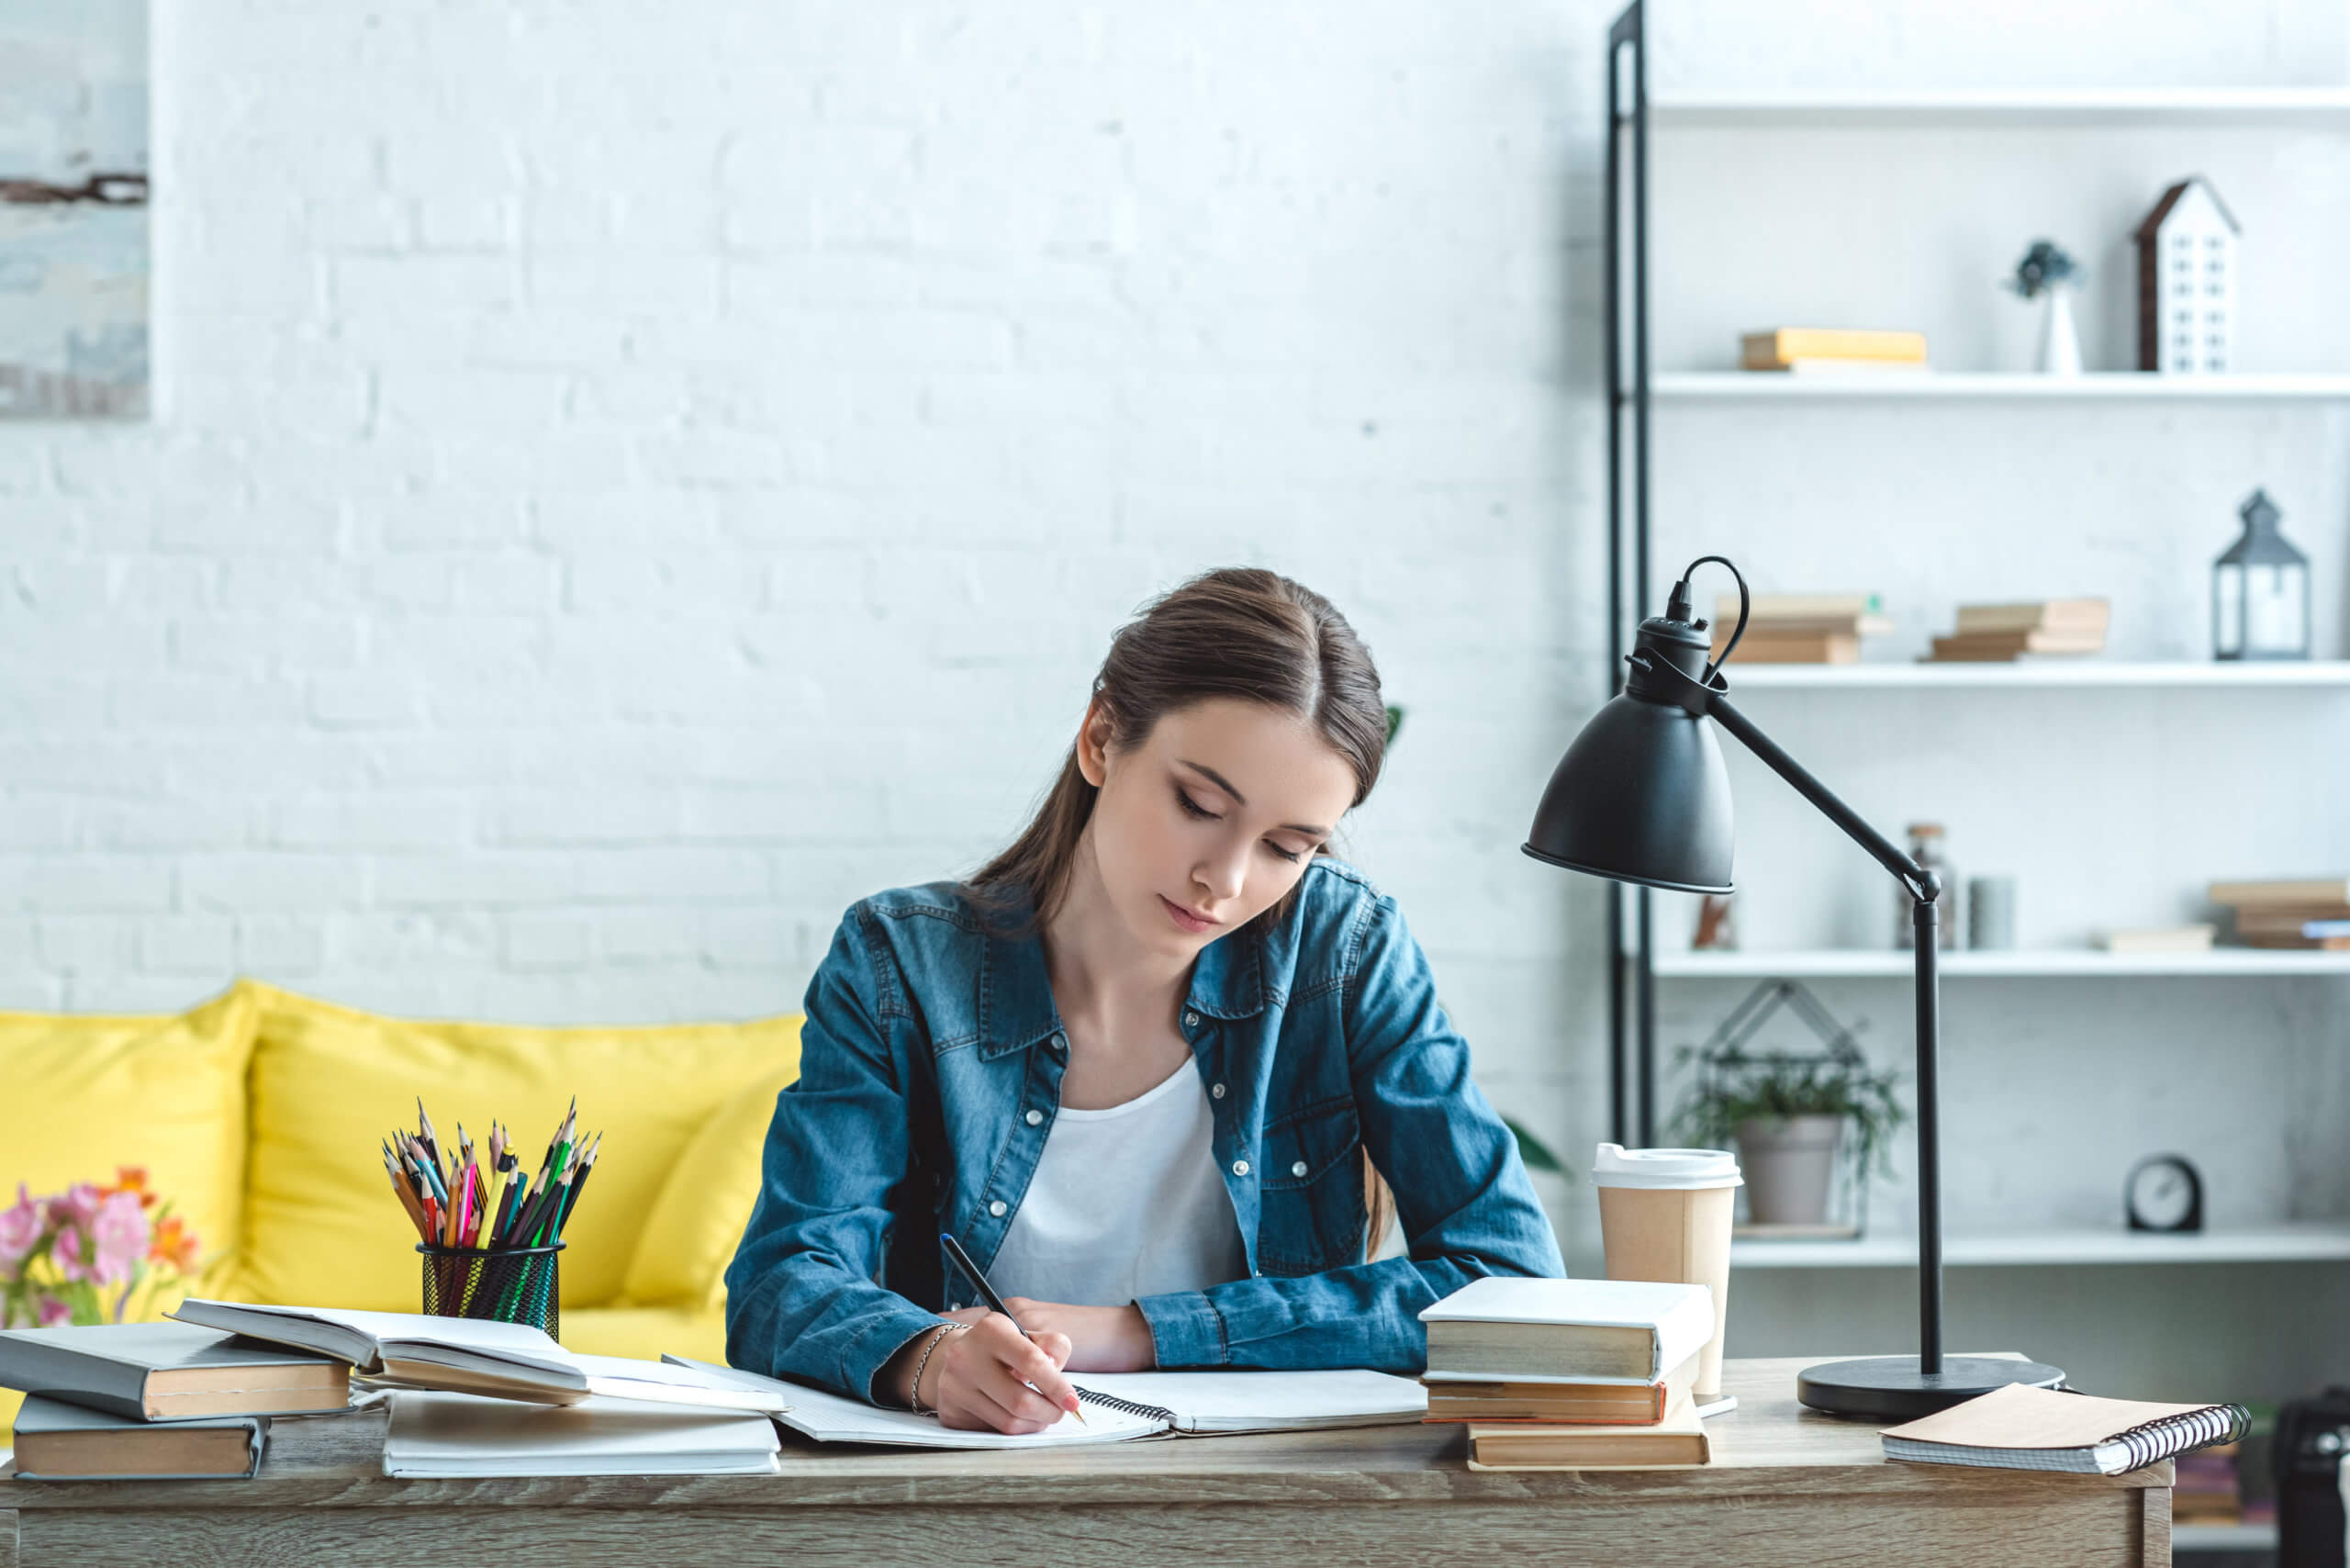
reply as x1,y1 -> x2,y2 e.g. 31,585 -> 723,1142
2106,1403 -> 2251,1472
1072,1384 -> 1177,1425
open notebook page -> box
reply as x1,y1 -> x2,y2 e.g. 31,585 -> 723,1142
663,1358 -> 1166,1449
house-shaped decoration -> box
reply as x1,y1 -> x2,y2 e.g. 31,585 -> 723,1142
2134,175 -> 2239,374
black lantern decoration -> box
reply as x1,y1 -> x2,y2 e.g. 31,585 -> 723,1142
2213,488 -> 2311,661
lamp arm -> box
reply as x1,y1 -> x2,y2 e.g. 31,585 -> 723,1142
1702,691 -> 1941,906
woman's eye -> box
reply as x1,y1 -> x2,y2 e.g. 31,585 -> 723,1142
1268,843 -> 1304,864
1177,790 -> 1217,821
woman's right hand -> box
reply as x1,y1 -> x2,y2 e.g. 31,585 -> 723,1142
897,1313 -> 1081,1434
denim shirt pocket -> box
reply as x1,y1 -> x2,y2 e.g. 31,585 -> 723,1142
1255,1093 -> 1365,1275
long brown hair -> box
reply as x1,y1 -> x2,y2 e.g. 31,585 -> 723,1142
966,566 -> 1398,1260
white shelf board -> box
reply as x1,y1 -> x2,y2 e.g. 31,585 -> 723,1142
2174,1521 -> 2278,1552
1651,371 -> 2350,400
1719,661 -> 2350,689
1731,1222 -> 2350,1269
1652,948 -> 2350,978
1651,86 -> 2350,126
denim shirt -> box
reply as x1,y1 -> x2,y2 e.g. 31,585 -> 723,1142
723,857 -> 1564,1403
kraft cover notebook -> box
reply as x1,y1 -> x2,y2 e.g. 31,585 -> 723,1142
664,1359 -> 1427,1450
1881,1383 -> 2250,1476
168,1301 -> 791,1414
1417,1278 -> 1715,1384
0,1322 -> 349,1422
9,1395 -> 266,1481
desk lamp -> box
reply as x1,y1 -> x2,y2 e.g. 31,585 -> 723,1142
1524,554 -> 2065,1418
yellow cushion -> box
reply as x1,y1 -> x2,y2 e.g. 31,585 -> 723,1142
561,1305 -> 729,1366
238,982 -> 801,1315
0,982 -> 259,1297
619,1065 -> 797,1310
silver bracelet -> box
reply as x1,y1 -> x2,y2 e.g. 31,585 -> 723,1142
907,1323 -> 963,1415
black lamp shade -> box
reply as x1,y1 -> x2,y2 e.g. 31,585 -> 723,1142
1523,687 -> 1736,894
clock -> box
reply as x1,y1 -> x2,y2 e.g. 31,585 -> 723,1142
2125,1154 -> 2204,1233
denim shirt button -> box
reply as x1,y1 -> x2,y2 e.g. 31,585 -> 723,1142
1292,1160 -> 1308,1177
1210,1082 -> 1225,1099
989,1199 -> 1008,1217
1232,1159 -> 1250,1177
1024,1108 -> 1045,1126
1182,1011 -> 1200,1029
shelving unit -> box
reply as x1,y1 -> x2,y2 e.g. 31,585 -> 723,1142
1650,86 -> 2350,127
2174,1523 -> 2281,1553
1654,948 -> 2350,979
1653,371 -> 2350,401
1732,1221 -> 2350,1269
1718,661 -> 2350,689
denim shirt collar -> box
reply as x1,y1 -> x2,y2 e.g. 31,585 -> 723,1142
976,883 -> 1270,1061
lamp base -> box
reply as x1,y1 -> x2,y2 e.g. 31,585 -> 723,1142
1796,1355 -> 2067,1420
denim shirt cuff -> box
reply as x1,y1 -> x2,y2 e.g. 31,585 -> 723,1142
1136,1288 -> 1229,1368
848,1302 -> 959,1405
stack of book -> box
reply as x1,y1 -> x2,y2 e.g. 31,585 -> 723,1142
1740,328 -> 1929,376
2209,877 -> 2350,950
1713,592 -> 1893,666
1419,1277 -> 1716,1471
0,1322 -> 351,1480
2174,1441 -> 2244,1526
1928,599 -> 2109,662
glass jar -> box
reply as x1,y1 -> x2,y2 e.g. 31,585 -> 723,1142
1896,823 -> 1960,950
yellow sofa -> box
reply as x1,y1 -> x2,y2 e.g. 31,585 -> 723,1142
0,979 -> 800,1439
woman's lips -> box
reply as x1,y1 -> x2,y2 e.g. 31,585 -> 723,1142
1161,895 -> 1219,933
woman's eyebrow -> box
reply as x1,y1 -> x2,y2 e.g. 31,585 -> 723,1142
1177,759 -> 1331,837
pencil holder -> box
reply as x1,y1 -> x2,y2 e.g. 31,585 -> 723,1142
418,1242 -> 564,1339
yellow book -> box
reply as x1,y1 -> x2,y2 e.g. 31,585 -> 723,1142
1740,329 -> 1928,368
1466,1396 -> 1712,1470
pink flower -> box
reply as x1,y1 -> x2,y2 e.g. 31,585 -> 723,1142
36,1296 -> 73,1327
53,1221 -> 91,1282
90,1190 -> 149,1286
0,1183 -> 45,1276
51,1182 -> 101,1230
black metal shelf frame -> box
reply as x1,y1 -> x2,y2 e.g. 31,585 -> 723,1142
1605,0 -> 1654,1147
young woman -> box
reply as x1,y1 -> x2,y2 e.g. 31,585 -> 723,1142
724,567 -> 1563,1434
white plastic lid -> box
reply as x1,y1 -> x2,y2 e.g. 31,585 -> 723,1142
1590,1143 -> 1743,1190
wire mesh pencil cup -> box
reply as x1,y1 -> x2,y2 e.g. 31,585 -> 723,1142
418,1242 -> 564,1338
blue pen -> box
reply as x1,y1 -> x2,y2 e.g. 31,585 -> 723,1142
940,1232 -> 1086,1424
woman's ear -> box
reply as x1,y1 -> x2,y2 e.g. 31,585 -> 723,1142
1075,698 -> 1115,787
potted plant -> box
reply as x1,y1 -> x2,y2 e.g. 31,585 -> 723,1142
2005,238 -> 2086,376
1667,1046 -> 1905,1227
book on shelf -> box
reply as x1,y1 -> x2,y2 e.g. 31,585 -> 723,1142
7,1395 -> 267,1481
1718,632 -> 1862,665
1424,1350 -> 1700,1425
1740,328 -> 1928,368
1953,599 -> 2111,635
1465,1396 -> 1712,1471
1418,1277 -> 1715,1385
2229,910 -> 2350,936
2208,877 -> 2350,907
1746,357 -> 1931,375
2239,934 -> 2350,950
0,1322 -> 350,1423
2098,924 -> 2217,954
1718,592 -> 1885,623
1881,1383 -> 2247,1477
2173,1442 -> 2244,1524
1928,629 -> 2107,661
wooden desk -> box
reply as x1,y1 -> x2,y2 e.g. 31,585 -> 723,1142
0,1356 -> 2171,1567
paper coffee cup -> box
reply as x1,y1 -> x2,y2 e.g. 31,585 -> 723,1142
1593,1144 -> 1741,1402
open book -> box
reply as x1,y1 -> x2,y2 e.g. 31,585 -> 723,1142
665,1358 -> 1427,1450
168,1301 -> 791,1414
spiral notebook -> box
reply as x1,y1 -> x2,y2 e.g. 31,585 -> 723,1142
1881,1383 -> 2250,1476
662,1359 -> 1426,1450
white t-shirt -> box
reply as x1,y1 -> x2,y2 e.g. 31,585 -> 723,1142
986,1057 -> 1248,1306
